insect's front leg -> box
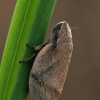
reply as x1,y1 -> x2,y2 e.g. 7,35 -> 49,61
26,44 -> 37,50
19,42 -> 48,63
19,54 -> 36,63
26,42 -> 48,52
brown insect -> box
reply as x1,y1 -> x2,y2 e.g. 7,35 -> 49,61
19,21 -> 73,100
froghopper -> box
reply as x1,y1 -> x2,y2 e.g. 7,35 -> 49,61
20,21 -> 73,100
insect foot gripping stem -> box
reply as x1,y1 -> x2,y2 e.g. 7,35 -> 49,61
19,54 -> 36,63
19,42 -> 48,63
19,43 -> 37,63
28,21 -> 73,100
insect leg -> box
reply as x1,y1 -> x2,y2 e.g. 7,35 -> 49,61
26,44 -> 37,50
19,54 -> 36,63
19,42 -> 48,63
26,42 -> 48,52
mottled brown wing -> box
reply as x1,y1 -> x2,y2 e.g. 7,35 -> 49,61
29,42 -> 71,100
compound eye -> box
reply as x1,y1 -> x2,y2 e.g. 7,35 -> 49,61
57,30 -> 61,38
57,30 -> 59,34
57,30 -> 60,34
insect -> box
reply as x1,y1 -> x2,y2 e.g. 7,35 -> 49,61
19,21 -> 73,100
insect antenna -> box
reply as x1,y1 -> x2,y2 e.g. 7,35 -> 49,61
71,27 -> 79,29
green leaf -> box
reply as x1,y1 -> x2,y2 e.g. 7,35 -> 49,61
0,0 -> 57,100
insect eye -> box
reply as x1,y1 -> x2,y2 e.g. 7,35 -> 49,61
57,30 -> 60,34
57,30 -> 61,35
67,40 -> 69,43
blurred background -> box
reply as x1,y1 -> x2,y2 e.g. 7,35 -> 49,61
0,0 -> 100,100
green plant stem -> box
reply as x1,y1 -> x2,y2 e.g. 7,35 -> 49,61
0,0 -> 57,100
